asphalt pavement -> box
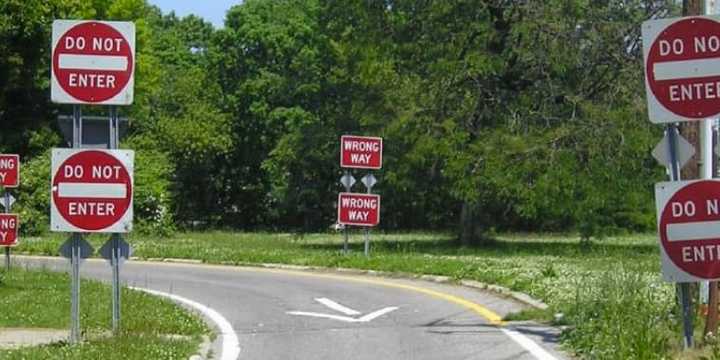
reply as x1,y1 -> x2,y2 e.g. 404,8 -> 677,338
16,256 -> 568,360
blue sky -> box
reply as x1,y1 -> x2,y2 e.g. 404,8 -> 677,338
148,0 -> 240,28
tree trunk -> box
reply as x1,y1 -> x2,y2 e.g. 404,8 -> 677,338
458,201 -> 490,246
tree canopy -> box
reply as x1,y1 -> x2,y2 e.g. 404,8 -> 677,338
0,0 -> 679,241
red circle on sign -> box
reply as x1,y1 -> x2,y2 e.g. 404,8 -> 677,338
660,180 -> 720,279
52,151 -> 132,231
52,21 -> 133,103
646,17 -> 720,118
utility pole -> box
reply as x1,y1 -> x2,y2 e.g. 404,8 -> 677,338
678,0 -> 703,348
701,0 -> 720,337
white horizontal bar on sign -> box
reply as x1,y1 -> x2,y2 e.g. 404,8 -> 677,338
57,183 -> 126,199
58,54 -> 127,71
667,221 -> 720,242
654,58 -> 720,81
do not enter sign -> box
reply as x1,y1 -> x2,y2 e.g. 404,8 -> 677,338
643,16 -> 720,123
51,20 -> 135,105
51,149 -> 134,233
655,180 -> 720,281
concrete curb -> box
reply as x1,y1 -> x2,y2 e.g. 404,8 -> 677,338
155,258 -> 549,311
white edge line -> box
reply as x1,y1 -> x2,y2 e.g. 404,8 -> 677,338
130,287 -> 241,360
501,328 -> 559,360
315,297 -> 362,316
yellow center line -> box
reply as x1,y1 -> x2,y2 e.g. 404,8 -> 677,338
172,262 -> 507,326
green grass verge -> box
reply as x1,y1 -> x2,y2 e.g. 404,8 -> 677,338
0,268 -> 209,359
12,231 -> 707,359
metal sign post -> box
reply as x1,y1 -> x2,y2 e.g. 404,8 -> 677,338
72,104 -> 82,344
3,191 -> 10,270
98,106 -> 133,334
340,171 -> 355,254
70,232 -> 81,344
361,174 -> 377,257
666,124 -> 694,348
99,233 -> 131,334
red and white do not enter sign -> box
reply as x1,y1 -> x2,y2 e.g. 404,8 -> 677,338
51,20 -> 135,105
51,149 -> 134,233
656,180 -> 720,281
643,16 -> 720,123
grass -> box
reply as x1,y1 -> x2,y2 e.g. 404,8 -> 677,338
0,267 -> 209,359
11,231 -> 704,359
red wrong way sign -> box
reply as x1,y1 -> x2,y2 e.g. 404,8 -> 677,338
0,154 -> 19,188
0,214 -> 18,247
51,149 -> 134,233
341,135 -> 383,169
643,16 -> 720,123
655,180 -> 720,281
337,193 -> 380,227
51,20 -> 135,105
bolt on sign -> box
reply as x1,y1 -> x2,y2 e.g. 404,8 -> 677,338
337,193 -> 380,227
51,20 -> 135,105
642,16 -> 720,123
655,180 -> 720,281
340,135 -> 383,169
0,214 -> 18,247
0,155 -> 19,188
51,149 -> 134,233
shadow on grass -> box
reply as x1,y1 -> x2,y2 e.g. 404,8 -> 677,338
299,236 -> 658,258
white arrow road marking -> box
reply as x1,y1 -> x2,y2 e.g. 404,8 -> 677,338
315,297 -> 361,315
287,298 -> 398,323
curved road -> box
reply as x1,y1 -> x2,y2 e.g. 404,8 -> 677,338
19,257 -> 568,360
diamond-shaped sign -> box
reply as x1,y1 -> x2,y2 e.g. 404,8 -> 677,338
99,235 -> 132,264
59,235 -> 94,259
0,193 -> 15,210
361,174 -> 377,190
652,130 -> 695,169
340,174 -> 356,190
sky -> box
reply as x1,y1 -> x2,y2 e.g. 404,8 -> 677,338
148,0 -> 239,28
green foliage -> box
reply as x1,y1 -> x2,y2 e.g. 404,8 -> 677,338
124,137 -> 175,236
562,268 -> 675,359
0,0 -> 680,236
15,152 -> 51,235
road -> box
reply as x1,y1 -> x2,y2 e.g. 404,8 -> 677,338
18,256 -> 568,360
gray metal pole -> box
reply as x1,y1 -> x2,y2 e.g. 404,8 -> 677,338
364,173 -> 372,258
111,234 -> 120,334
71,233 -> 80,344
3,191 -> 9,271
343,170 -> 351,255
109,107 -> 122,334
667,124 -> 694,348
70,105 -> 82,344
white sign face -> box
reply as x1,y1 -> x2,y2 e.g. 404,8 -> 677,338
642,16 -> 720,123
51,20 -> 135,105
51,148 -> 134,233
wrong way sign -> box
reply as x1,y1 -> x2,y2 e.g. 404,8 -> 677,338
341,135 -> 383,169
0,154 -> 19,188
337,192 -> 380,227
51,149 -> 134,233
0,214 -> 18,247
655,180 -> 720,281
643,16 -> 720,123
51,20 -> 135,105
